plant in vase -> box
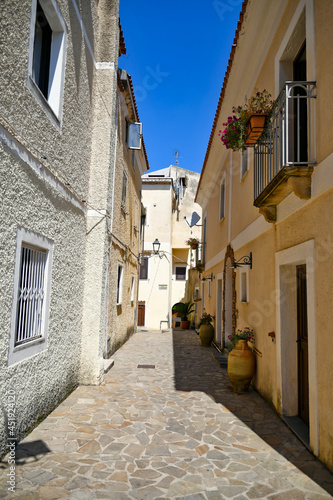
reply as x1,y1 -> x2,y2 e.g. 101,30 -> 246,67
172,301 -> 195,330
218,89 -> 274,151
198,310 -> 215,347
186,237 -> 199,249
227,326 -> 254,351
244,89 -> 274,146
227,327 -> 255,393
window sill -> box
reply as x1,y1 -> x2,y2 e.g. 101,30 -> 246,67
219,216 -> 225,224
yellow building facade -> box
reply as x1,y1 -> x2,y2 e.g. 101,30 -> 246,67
196,0 -> 333,472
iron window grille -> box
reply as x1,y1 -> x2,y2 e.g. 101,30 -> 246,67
15,244 -> 47,345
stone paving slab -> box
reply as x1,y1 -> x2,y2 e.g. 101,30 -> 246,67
1,329 -> 333,499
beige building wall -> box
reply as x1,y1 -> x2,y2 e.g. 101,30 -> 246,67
196,0 -> 333,472
139,166 -> 201,330
139,181 -> 173,330
107,73 -> 148,355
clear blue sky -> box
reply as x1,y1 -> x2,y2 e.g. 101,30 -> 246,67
119,1 -> 243,173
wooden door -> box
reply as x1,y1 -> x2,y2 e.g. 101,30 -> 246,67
297,264 -> 309,424
138,303 -> 145,327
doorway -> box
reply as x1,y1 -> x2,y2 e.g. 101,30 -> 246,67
293,42 -> 308,163
297,264 -> 309,424
138,302 -> 145,327
216,277 -> 223,347
276,240 -> 318,455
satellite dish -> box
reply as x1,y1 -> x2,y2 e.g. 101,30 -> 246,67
184,211 -> 201,227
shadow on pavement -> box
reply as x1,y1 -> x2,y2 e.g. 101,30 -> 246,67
172,329 -> 333,496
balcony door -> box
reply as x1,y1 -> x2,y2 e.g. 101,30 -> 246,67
293,43 -> 307,163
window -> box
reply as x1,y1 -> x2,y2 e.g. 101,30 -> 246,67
117,264 -> 123,305
33,1 -> 52,99
139,257 -> 148,280
241,149 -> 249,178
121,171 -> 127,209
130,275 -> 135,303
220,178 -> 225,220
126,121 -> 142,150
28,0 -> 67,120
9,228 -> 53,366
194,287 -> 200,301
175,266 -> 186,281
240,270 -> 249,303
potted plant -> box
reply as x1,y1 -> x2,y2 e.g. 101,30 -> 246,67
227,327 -> 255,393
218,89 -> 274,151
198,310 -> 215,347
244,89 -> 273,147
186,237 -> 199,249
218,105 -> 248,152
172,301 -> 195,329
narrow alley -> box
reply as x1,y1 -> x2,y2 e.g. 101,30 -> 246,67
1,330 -> 332,499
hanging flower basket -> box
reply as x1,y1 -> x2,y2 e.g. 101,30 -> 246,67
244,114 -> 267,147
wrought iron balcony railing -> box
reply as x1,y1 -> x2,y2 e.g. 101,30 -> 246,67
254,82 -> 316,220
195,242 -> 205,271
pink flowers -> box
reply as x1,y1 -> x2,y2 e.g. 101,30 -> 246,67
228,327 -> 254,351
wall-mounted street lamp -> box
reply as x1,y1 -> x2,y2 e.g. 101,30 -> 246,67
152,238 -> 161,255
150,238 -> 190,267
232,252 -> 252,269
201,273 -> 214,282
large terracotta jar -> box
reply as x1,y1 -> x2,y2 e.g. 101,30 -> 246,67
227,339 -> 255,393
199,324 -> 214,347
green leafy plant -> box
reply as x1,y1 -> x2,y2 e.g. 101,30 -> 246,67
228,327 -> 254,351
172,301 -> 195,321
198,310 -> 215,328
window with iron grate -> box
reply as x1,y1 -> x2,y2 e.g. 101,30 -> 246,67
9,228 -> 53,366
15,245 -> 47,345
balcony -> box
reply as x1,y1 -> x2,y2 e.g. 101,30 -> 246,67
195,242 -> 205,272
254,82 -> 316,222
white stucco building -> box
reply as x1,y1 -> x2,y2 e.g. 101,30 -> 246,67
0,0 -> 148,456
138,166 -> 201,330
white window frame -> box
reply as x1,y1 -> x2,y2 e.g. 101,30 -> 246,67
174,264 -> 187,281
27,0 -> 67,125
240,149 -> 249,179
219,174 -> 226,221
9,228 -> 53,366
240,267 -> 250,303
116,263 -> 124,305
126,121 -> 142,150
130,274 -> 135,303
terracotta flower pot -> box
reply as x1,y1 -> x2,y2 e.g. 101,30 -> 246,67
181,320 -> 190,329
227,339 -> 255,393
244,114 -> 266,147
199,324 -> 214,347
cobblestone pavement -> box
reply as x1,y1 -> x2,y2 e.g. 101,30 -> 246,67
1,330 -> 333,499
